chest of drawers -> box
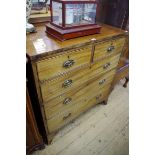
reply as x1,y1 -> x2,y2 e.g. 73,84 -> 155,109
26,23 -> 127,144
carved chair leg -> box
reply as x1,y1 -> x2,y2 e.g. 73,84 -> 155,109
38,143 -> 45,150
26,143 -> 45,154
123,77 -> 129,88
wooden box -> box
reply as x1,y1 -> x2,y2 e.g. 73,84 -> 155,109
46,0 -> 101,41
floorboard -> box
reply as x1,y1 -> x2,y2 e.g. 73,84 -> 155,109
32,80 -> 129,155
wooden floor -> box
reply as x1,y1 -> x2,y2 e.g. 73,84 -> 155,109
32,80 -> 129,155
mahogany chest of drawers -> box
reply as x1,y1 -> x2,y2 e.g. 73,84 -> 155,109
26,23 -> 127,144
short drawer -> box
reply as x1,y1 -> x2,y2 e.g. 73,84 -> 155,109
40,53 -> 121,102
46,84 -> 110,133
94,37 -> 125,61
44,69 -> 116,120
36,45 -> 92,81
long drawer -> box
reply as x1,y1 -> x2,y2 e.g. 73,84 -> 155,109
36,45 -> 92,81
40,53 -> 121,102
44,69 -> 116,120
94,37 -> 125,61
46,84 -> 111,133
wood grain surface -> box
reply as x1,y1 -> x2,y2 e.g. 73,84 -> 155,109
26,23 -> 127,60
26,23 -> 127,144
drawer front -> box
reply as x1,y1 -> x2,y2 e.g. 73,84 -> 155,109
36,45 -> 92,81
46,84 -> 110,133
94,37 -> 125,61
40,53 -> 121,102
44,69 -> 116,120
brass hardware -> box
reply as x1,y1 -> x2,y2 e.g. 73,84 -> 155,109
62,79 -> 73,88
90,38 -> 97,42
96,96 -> 99,100
63,60 -> 75,68
107,45 -> 115,52
96,94 -> 102,100
63,97 -> 72,105
103,62 -> 111,69
99,79 -> 106,85
63,113 -> 71,120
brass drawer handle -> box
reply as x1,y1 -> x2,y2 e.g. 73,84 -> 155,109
63,113 -> 71,120
63,97 -> 72,105
62,79 -> 73,88
107,45 -> 115,52
96,94 -> 102,100
63,60 -> 75,68
99,79 -> 106,85
103,62 -> 111,69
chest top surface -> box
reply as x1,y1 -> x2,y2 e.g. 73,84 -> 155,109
26,22 -> 127,60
